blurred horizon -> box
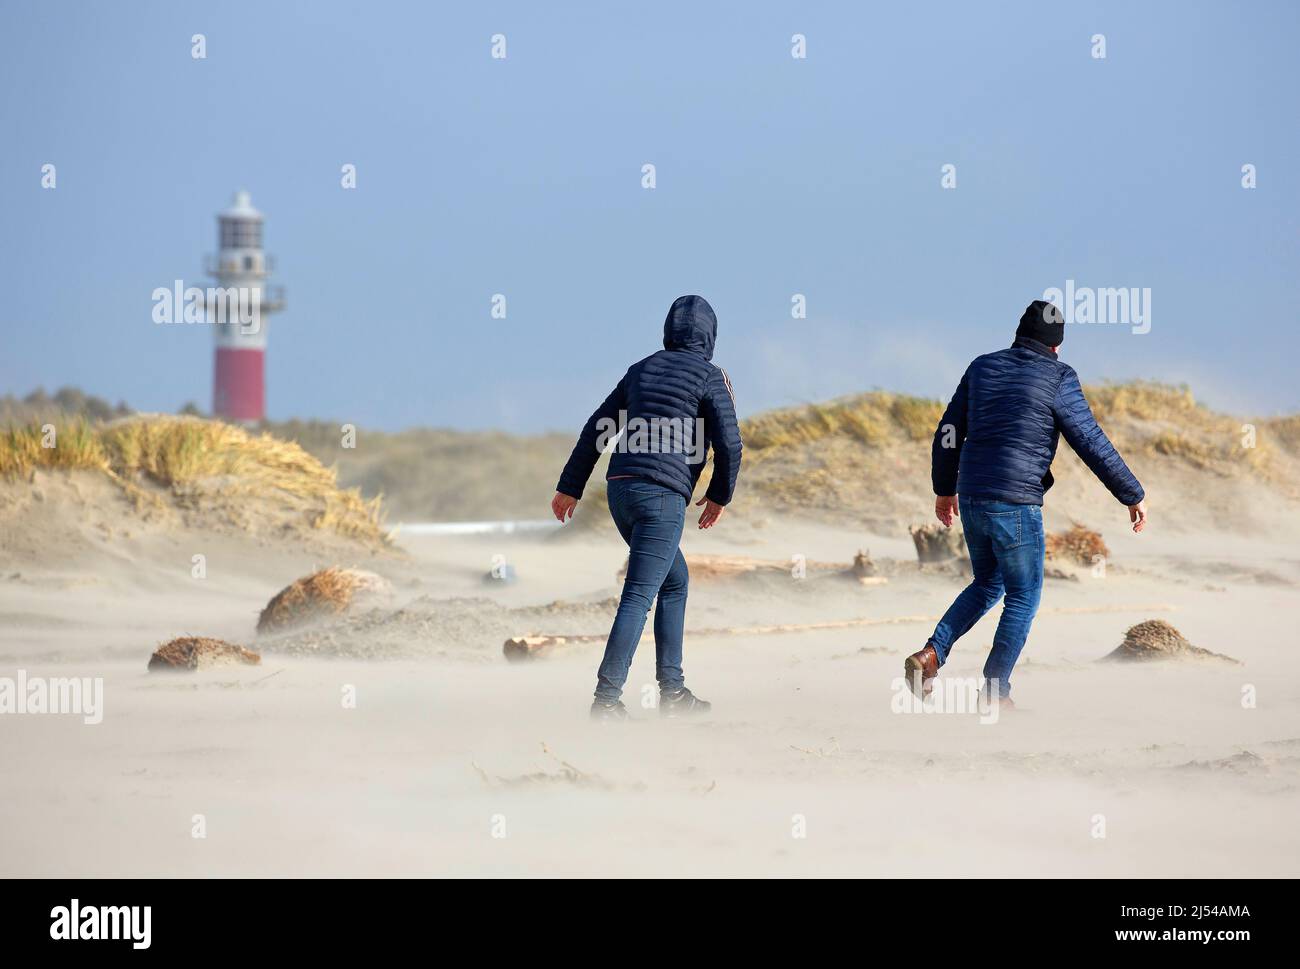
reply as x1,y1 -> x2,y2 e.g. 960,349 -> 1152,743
3,0 -> 1298,432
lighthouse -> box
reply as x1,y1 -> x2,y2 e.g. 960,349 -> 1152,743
205,190 -> 285,422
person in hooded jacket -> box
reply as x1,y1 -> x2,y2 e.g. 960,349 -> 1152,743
905,300 -> 1148,708
552,295 -> 742,721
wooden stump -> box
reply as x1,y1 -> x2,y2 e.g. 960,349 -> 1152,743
909,524 -> 967,564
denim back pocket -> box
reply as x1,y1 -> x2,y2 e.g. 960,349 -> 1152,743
985,509 -> 1023,550
627,484 -> 665,520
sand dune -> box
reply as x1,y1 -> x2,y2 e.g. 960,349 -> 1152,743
2,393 -> 1299,876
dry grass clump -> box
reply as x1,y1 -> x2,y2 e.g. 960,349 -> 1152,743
0,419 -> 106,476
1,415 -> 387,545
1045,524 -> 1109,566
1101,619 -> 1240,665
1087,381 -> 1200,424
708,379 -> 1300,525
742,392 -> 942,453
257,566 -> 390,634
1087,381 -> 1275,476
1262,415 -> 1300,457
1156,429 -> 1272,475
148,636 -> 261,672
888,395 -> 945,440
1148,432 -> 1208,470
741,382 -> 1278,481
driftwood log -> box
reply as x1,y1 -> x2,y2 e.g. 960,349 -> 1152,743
503,603 -> 1178,662
618,553 -> 848,583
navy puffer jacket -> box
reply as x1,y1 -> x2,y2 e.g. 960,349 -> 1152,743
557,295 -> 743,505
932,337 -> 1144,507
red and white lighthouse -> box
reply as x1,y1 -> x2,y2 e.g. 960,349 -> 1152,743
206,190 -> 285,422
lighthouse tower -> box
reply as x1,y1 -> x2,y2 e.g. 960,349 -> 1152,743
206,190 -> 285,422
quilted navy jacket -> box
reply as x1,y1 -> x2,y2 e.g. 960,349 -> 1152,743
931,337 -> 1144,507
556,295 -> 743,505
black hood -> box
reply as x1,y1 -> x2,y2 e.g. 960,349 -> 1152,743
662,295 -> 717,360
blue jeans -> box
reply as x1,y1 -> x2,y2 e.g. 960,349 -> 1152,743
594,479 -> 689,702
928,497 -> 1044,698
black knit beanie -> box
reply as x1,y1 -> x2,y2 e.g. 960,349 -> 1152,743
1016,300 -> 1064,347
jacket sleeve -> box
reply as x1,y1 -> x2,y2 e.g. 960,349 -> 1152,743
555,374 -> 628,499
1051,368 -> 1145,506
931,369 -> 969,496
700,366 -> 743,505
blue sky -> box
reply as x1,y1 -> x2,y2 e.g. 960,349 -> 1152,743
2,0 -> 1297,431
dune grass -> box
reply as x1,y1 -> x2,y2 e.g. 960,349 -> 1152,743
1088,381 -> 1276,474
741,382 -> 1234,454
1086,381 -> 1200,423
5,381 -> 1294,529
1,415 -> 388,544
1,419 -> 105,475
742,392 -> 943,452
1262,415 -> 1300,455
740,381 -> 1282,479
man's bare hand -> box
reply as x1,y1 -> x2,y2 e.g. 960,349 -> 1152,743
551,492 -> 578,523
935,495 -> 959,528
1128,499 -> 1147,534
696,497 -> 725,529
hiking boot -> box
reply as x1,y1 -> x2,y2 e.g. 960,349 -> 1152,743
659,687 -> 711,718
903,643 -> 940,699
589,699 -> 630,722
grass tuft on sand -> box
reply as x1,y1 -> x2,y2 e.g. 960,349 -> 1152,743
1,415 -> 388,545
257,566 -> 390,634
148,636 -> 261,672
1101,619 -> 1241,665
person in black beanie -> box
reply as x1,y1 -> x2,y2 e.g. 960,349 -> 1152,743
1016,299 -> 1065,348
902,300 -> 1148,709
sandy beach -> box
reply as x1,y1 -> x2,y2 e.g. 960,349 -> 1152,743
4,476 -> 1297,878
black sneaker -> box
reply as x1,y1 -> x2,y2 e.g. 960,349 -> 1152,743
659,687 -> 711,718
589,699 -> 630,722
